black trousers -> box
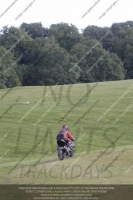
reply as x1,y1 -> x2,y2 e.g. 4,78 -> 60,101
56,134 -> 71,146
64,137 -> 71,146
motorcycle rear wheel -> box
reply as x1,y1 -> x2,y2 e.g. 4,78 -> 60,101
58,149 -> 66,160
69,150 -> 74,157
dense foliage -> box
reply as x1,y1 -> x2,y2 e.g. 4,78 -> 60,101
0,21 -> 133,88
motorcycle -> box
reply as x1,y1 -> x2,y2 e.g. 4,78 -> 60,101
57,139 -> 74,160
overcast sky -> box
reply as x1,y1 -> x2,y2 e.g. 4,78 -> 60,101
0,0 -> 133,32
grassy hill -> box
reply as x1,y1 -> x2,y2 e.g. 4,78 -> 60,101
0,80 -> 133,184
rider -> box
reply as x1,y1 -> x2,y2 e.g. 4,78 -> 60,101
56,125 -> 75,150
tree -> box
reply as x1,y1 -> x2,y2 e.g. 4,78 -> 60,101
20,22 -> 49,39
0,21 -> 133,87
0,46 -> 20,88
49,23 -> 81,51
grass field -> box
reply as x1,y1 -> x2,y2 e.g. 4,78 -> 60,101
0,80 -> 133,184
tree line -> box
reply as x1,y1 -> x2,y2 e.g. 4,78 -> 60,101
0,21 -> 133,88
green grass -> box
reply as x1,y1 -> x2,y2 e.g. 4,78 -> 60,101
0,80 -> 133,184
